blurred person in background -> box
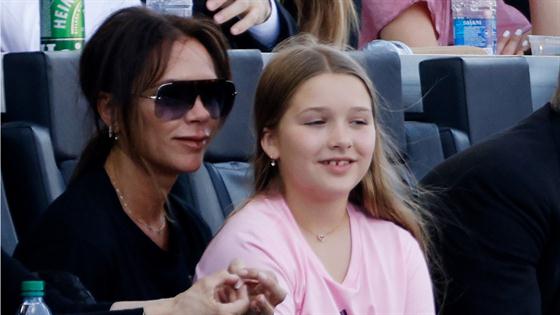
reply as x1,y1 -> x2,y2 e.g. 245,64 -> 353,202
360,0 -> 560,55
143,0 -> 297,50
0,0 -> 297,52
281,0 -> 361,49
421,73 -> 560,314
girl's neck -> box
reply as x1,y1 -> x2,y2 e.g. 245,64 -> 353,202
283,187 -> 349,234
104,147 -> 176,222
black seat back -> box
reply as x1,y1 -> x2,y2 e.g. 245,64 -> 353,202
1,174 -> 19,256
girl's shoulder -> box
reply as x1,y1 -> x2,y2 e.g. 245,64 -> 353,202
214,193 -> 298,248
227,193 -> 289,225
349,203 -> 419,247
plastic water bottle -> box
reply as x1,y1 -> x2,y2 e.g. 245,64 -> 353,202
145,0 -> 193,18
452,0 -> 497,54
16,281 -> 53,315
40,0 -> 85,51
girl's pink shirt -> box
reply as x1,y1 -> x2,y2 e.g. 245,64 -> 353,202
359,0 -> 531,48
196,193 -> 434,315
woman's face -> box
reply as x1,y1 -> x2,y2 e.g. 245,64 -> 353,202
135,38 -> 220,175
262,73 -> 376,202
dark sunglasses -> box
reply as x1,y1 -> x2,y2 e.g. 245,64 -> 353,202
142,79 -> 237,121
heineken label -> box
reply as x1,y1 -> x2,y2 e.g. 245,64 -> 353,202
40,0 -> 85,51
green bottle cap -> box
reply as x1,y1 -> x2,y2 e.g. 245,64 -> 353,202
21,280 -> 45,297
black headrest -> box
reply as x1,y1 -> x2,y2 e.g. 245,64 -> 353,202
420,56 -> 532,144
206,49 -> 263,162
351,49 -> 406,152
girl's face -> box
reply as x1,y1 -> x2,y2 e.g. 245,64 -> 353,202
135,38 -> 220,175
262,73 -> 376,202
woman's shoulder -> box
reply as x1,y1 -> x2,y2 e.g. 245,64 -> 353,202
40,168 -> 117,229
167,194 -> 212,245
15,169 -> 118,260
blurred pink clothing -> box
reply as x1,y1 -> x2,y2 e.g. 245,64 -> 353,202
196,193 -> 435,315
359,0 -> 531,48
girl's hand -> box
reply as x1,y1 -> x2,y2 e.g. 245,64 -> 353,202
228,259 -> 287,315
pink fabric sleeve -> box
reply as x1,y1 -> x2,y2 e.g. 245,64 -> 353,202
496,1 -> 531,37
402,231 -> 435,314
195,219 -> 297,314
359,0 -> 451,48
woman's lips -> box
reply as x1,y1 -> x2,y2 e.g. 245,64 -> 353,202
173,136 -> 209,150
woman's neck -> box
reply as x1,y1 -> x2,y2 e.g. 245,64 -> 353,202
104,147 -> 176,222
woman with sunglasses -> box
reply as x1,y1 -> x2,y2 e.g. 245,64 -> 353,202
14,7 -> 284,313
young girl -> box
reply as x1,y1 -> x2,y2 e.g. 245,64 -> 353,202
196,41 -> 435,314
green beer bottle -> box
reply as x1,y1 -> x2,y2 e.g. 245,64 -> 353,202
40,0 -> 85,51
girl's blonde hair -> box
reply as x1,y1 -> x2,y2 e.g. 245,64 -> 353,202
253,39 -> 432,254
284,0 -> 359,49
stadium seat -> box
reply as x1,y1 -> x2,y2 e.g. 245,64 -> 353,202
419,56 -> 533,146
177,49 -> 264,233
1,174 -> 19,256
1,123 -> 64,239
527,56 -> 560,110
404,121 -> 445,181
2,51 -> 94,240
8,49 -> 546,238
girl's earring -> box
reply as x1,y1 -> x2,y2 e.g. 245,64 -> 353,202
270,160 -> 276,167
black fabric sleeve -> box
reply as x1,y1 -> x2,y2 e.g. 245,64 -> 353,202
2,250 -> 140,315
2,250 -> 40,315
14,213 -> 114,303
192,0 -> 297,51
421,167 -> 546,315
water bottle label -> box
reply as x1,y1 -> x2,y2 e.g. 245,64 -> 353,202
40,0 -> 85,51
454,16 -> 496,54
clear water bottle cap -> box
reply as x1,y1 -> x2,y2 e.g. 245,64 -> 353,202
145,0 -> 193,18
21,280 -> 45,297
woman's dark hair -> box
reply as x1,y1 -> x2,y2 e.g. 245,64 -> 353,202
72,7 -> 231,182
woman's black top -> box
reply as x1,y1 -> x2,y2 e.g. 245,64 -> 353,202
14,167 -> 211,303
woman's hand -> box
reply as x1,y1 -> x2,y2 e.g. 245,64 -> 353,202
227,259 -> 287,314
171,269 -> 250,315
112,269 -> 250,315
206,0 -> 272,35
497,28 -> 530,55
